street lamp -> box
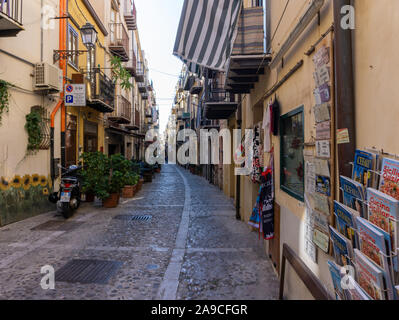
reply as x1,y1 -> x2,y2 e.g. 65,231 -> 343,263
80,22 -> 98,49
53,22 -> 98,63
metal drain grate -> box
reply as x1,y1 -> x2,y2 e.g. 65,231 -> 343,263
55,259 -> 123,284
113,215 -> 152,222
31,221 -> 84,231
131,215 -> 152,222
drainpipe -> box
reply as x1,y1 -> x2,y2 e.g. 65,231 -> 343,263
41,0 -> 44,61
333,0 -> 356,179
235,95 -> 242,220
50,0 -> 67,187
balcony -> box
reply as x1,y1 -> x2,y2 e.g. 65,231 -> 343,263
0,0 -> 24,37
86,68 -> 115,113
124,51 -> 137,77
204,84 -> 238,120
124,0 -> 137,31
109,23 -> 129,61
135,61 -> 145,82
147,80 -> 153,92
145,109 -> 152,118
141,92 -> 149,100
190,78 -> 203,95
108,95 -> 131,124
225,6 -> 270,94
126,109 -> 140,131
138,82 -> 147,94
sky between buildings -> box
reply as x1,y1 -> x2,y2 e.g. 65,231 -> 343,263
134,0 -> 184,135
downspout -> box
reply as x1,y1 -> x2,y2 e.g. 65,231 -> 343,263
333,0 -> 356,178
235,95 -> 242,220
50,0 -> 67,187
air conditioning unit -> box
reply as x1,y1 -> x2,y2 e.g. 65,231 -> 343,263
33,62 -> 62,93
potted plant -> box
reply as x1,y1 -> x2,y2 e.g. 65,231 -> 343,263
122,172 -> 139,198
102,154 -> 131,208
80,152 -> 109,203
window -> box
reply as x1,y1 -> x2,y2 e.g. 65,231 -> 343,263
86,45 -> 96,84
68,25 -> 79,68
251,0 -> 263,7
280,106 -> 304,201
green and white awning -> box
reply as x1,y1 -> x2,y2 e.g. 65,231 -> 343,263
174,0 -> 242,71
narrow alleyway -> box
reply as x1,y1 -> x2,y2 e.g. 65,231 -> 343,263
0,165 -> 278,300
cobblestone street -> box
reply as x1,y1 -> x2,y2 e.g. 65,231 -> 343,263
0,165 -> 279,300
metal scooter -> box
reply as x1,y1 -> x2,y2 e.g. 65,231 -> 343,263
49,164 -> 82,219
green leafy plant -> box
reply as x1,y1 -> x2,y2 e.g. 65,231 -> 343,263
0,80 -> 12,124
25,110 -> 42,152
110,56 -> 133,91
80,152 -> 109,197
125,172 -> 139,186
80,153 -> 133,201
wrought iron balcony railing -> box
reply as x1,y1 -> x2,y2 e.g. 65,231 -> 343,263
109,95 -> 131,124
124,0 -> 137,30
135,61 -> 145,82
0,0 -> 23,36
109,23 -> 129,61
0,0 -> 22,24
86,68 -> 115,113
125,50 -> 137,77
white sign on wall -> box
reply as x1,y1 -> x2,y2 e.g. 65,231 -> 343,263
65,84 -> 86,106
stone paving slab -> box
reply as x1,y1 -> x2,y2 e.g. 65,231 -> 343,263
0,165 -> 278,300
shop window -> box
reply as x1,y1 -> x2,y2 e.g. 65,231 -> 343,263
280,106 -> 304,201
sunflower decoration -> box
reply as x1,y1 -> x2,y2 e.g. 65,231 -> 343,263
42,188 -> 49,196
11,175 -> 22,189
22,175 -> 32,190
31,174 -> 40,187
0,176 -> 10,191
39,175 -> 47,187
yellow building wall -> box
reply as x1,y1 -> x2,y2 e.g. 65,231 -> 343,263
241,0 -> 336,299
66,0 -> 108,160
353,0 -> 399,155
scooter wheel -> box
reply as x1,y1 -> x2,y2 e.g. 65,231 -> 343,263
61,202 -> 74,219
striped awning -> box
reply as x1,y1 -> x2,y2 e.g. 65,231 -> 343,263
174,0 -> 242,71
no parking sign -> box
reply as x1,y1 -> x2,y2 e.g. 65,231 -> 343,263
65,84 -> 86,106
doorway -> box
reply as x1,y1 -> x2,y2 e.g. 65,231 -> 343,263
84,121 -> 98,153
66,114 -> 77,167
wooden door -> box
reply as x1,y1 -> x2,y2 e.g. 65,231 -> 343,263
66,114 -> 77,167
84,121 -> 98,153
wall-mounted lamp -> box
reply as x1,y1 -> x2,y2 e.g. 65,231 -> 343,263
53,22 -> 98,64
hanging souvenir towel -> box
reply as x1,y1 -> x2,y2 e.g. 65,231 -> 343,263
260,150 -> 275,240
251,125 -> 262,183
248,189 -> 261,229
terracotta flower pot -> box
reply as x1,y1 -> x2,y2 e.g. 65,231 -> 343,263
85,192 -> 95,203
138,179 -> 144,190
122,185 -> 136,198
102,193 -> 120,208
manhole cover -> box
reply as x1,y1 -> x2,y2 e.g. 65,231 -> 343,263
31,221 -> 84,231
113,215 -> 152,222
55,259 -> 123,284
